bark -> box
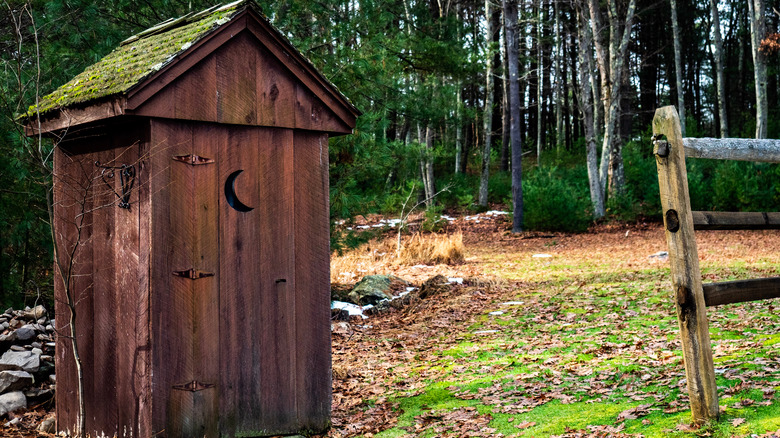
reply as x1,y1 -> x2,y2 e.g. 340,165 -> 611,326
576,5 -> 605,218
479,0 -> 495,207
748,0 -> 768,139
670,0 -> 686,136
710,0 -> 728,137
536,0 -> 544,165
504,0 -> 523,232
588,0 -> 636,197
455,84 -> 463,173
554,0 -> 564,153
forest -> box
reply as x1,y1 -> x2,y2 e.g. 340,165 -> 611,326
1,0 -> 780,308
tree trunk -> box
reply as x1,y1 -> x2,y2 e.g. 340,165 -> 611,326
710,0 -> 728,138
748,0 -> 768,139
576,5 -> 605,218
554,0 -> 564,153
536,0 -> 544,165
504,0 -> 523,232
479,0 -> 495,207
670,0 -> 686,136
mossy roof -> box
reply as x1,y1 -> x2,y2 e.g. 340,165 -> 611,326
29,0 -> 248,117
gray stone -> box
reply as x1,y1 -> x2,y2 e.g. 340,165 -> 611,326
45,325 -> 53,333
48,374 -> 55,384
38,416 -> 55,433
0,351 -> 40,373
0,333 -> 16,343
347,275 -> 409,306
0,371 -> 33,394
36,317 -> 46,325
9,346 -> 24,352
40,355 -> 52,362
31,348 -> 42,356
4,417 -> 20,427
30,342 -> 41,349
0,391 -> 26,416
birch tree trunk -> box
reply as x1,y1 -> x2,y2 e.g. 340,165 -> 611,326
670,0 -> 686,136
748,0 -> 768,139
425,125 -> 436,205
588,0 -> 635,198
537,0 -> 544,165
710,0 -> 728,137
503,0 -> 524,232
576,5 -> 605,218
554,0 -> 564,153
479,0 -> 495,207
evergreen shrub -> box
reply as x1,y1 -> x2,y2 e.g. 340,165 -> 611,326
521,166 -> 592,232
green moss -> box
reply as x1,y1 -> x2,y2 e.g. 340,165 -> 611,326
25,1 -> 247,118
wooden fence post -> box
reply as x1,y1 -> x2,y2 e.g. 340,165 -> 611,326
652,106 -> 719,423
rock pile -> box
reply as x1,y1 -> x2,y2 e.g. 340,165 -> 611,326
0,305 -> 55,420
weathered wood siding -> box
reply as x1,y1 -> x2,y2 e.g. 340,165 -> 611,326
54,124 -> 151,437
135,30 -> 350,134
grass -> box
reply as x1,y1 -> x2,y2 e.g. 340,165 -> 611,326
329,225 -> 780,438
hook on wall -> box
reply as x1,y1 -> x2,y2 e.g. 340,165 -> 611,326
95,161 -> 136,209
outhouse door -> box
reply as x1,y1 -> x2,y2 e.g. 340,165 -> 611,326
152,120 -> 301,436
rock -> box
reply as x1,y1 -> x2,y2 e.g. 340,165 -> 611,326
347,275 -> 409,305
31,348 -> 42,356
14,325 -> 35,340
48,375 -> 55,384
4,417 -> 20,427
331,322 -> 351,336
37,317 -> 47,325
0,371 -> 33,393
45,325 -> 53,333
418,275 -> 451,299
38,415 -> 55,433
9,346 -> 24,352
31,342 -> 41,349
0,391 -> 26,416
24,388 -> 52,404
0,351 -> 40,373
0,333 -> 16,343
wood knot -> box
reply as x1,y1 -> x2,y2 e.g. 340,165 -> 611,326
269,84 -> 279,101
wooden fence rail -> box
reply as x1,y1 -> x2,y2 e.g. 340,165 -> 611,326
652,105 -> 780,424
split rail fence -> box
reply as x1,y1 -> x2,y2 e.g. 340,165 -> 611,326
652,106 -> 780,423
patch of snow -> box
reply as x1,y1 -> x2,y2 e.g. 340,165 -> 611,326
648,251 -> 669,260
474,330 -> 499,334
405,287 -> 416,293
500,301 -> 524,306
485,210 -> 509,216
489,311 -> 504,316
532,254 -> 552,258
331,301 -> 367,319
447,277 -> 464,284
411,264 -> 431,269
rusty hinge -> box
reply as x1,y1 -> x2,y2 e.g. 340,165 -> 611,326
172,154 -> 215,165
172,269 -> 215,279
172,380 -> 215,392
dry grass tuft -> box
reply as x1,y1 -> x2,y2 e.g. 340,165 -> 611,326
397,232 -> 465,266
330,232 -> 465,283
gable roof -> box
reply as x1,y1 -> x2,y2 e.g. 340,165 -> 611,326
25,0 -> 359,134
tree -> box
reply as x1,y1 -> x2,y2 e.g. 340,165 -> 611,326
587,0 -> 636,197
503,0 -> 523,232
575,1 -> 605,218
709,0 -> 728,137
479,0 -> 496,207
670,0 -> 686,136
747,0 -> 768,139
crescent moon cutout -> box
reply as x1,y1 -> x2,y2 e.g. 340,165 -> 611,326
224,170 -> 254,212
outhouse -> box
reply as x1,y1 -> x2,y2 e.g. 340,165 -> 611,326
24,1 -> 358,436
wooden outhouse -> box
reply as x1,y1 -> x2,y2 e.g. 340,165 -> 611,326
25,1 -> 358,436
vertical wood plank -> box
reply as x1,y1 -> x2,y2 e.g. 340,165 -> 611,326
113,134 -> 144,437
135,124 -> 153,438
217,33 -> 258,125
256,47 -> 296,128
150,120 -> 193,434
91,144 -> 118,435
175,55 -> 218,121
190,123 -> 220,436
653,106 -> 719,422
256,128 -> 297,430
293,131 -> 331,432
219,125 -> 261,436
53,145 -> 94,435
